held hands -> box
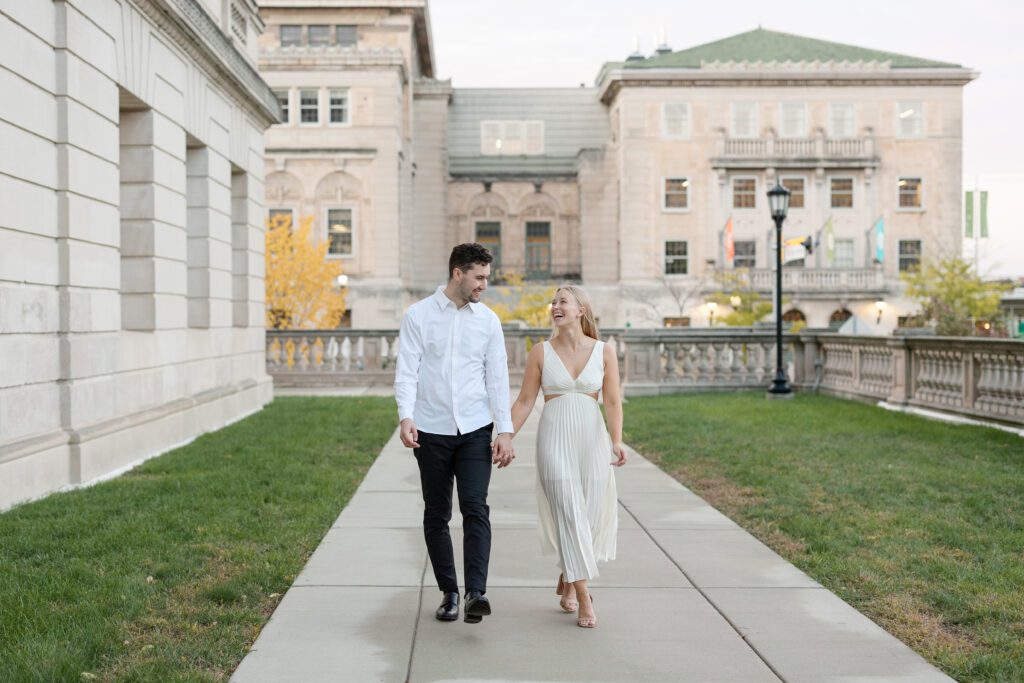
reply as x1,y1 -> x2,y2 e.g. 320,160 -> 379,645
612,441 -> 628,467
399,418 -> 420,448
491,433 -> 515,468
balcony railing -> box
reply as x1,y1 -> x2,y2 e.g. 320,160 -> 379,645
717,135 -> 874,160
715,268 -> 887,295
266,329 -> 1024,427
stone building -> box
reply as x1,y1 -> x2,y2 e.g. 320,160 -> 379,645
259,4 -> 975,331
0,0 -> 279,510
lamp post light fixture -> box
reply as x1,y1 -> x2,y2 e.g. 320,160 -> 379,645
729,295 -> 742,308
335,274 -> 349,288
706,301 -> 718,327
766,182 -> 792,397
874,300 -> 886,324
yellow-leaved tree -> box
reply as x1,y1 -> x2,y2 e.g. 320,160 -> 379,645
490,271 -> 556,328
265,213 -> 347,329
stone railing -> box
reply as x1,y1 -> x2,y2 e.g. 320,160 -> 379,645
266,329 -> 1024,426
795,335 -> 1024,426
718,135 -> 873,159
719,268 -> 886,295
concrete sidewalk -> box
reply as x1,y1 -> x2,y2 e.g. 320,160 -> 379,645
231,403 -> 952,683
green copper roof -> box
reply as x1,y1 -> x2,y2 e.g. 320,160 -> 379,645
625,28 -> 960,69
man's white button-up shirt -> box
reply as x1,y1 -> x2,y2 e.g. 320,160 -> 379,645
394,286 -> 514,436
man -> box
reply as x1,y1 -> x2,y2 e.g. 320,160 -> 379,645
394,243 -> 515,624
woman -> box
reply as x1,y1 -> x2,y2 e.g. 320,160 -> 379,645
509,285 -> 627,628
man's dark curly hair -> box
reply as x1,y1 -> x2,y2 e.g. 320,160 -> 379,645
448,243 -> 493,279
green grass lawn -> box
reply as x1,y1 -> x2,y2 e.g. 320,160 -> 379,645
623,392 -> 1024,683
0,397 -> 397,682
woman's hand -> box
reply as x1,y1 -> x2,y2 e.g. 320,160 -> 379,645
612,441 -> 628,467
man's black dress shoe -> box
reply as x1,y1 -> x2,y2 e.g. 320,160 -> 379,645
436,592 -> 459,621
464,591 -> 491,624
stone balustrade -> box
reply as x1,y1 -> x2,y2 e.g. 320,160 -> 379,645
267,328 -> 1024,426
718,134 -> 873,159
719,268 -> 886,295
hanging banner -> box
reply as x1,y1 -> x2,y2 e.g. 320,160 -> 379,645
874,216 -> 885,264
724,216 -> 735,261
823,217 -> 835,266
965,190 -> 974,237
980,190 -> 989,238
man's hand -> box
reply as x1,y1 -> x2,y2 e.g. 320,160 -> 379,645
491,432 -> 515,468
399,418 -> 420,449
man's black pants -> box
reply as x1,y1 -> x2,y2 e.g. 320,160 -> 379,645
414,423 -> 493,595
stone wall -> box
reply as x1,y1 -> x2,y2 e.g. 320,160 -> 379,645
0,0 -> 278,511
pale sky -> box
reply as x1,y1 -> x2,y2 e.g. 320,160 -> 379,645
430,0 -> 1024,277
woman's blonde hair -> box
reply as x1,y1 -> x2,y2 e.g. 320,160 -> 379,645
550,284 -> 600,341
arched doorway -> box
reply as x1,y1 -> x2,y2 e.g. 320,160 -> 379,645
783,309 -> 806,323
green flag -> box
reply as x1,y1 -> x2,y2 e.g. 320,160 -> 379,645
980,191 -> 989,238
965,190 -> 974,237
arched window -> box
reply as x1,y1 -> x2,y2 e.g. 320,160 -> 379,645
829,308 -> 853,329
783,309 -> 806,323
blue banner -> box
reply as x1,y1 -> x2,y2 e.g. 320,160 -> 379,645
874,217 -> 885,264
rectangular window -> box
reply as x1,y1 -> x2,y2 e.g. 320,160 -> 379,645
834,238 -> 854,268
829,103 -> 855,137
269,208 -> 293,228
308,25 -> 330,46
731,102 -> 757,138
732,177 -> 756,209
327,208 -> 353,256
299,89 -> 319,124
665,241 -> 688,275
274,89 -> 290,124
501,121 -> 524,155
734,240 -> 756,269
899,240 -> 922,272
830,178 -> 854,208
897,101 -> 923,138
525,121 -> 544,155
525,222 -> 551,279
662,102 -> 690,138
898,177 -> 923,209
280,25 -> 302,47
475,221 -> 501,269
329,89 -> 348,124
663,177 -> 689,210
779,102 -> 807,138
780,177 -> 805,209
480,120 -> 544,156
336,25 -> 357,47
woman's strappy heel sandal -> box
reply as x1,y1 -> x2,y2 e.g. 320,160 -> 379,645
555,574 -> 578,613
576,591 -> 596,628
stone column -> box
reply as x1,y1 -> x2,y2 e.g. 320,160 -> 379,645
119,110 -> 187,331
186,145 -> 233,328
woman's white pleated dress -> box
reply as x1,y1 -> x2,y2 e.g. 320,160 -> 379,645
536,339 -> 618,582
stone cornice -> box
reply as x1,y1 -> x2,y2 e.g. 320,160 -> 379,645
257,0 -> 434,78
259,47 -> 407,81
413,78 -> 453,100
135,0 -> 281,125
598,66 -> 979,103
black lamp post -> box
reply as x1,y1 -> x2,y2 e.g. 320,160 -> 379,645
767,182 -> 792,396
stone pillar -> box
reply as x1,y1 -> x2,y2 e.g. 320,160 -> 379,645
186,145 -> 233,328
887,337 -> 912,405
119,110 -> 187,330
231,166 -> 263,327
